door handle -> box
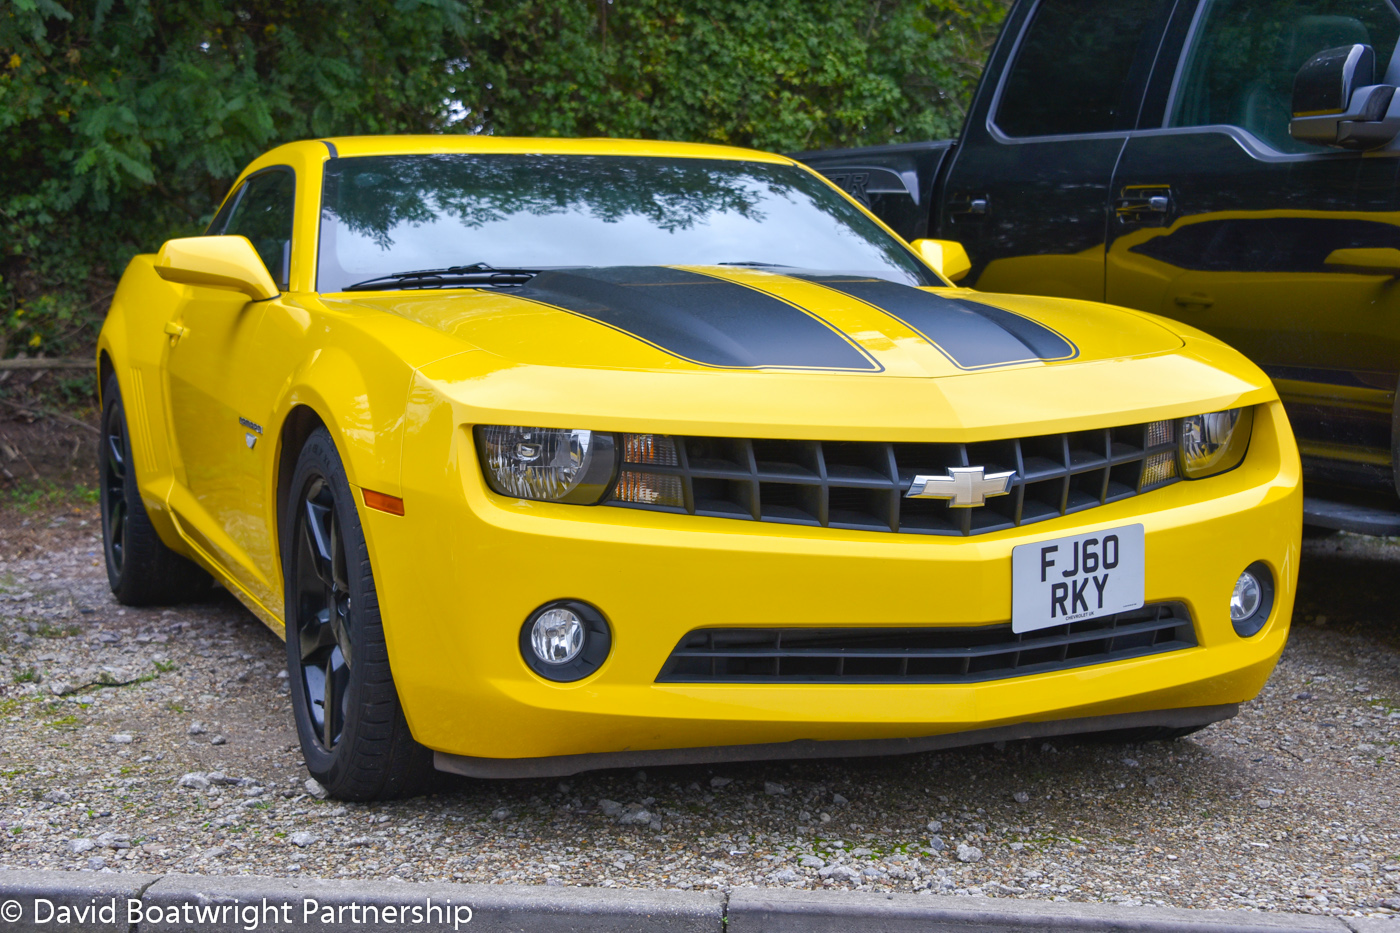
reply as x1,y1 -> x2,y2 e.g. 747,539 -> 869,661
1173,293 -> 1214,308
949,195 -> 989,216
1115,186 -> 1173,222
163,321 -> 187,344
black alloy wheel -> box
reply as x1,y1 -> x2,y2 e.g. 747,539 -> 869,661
293,476 -> 354,750
283,428 -> 434,800
99,374 -> 211,606
102,409 -> 129,575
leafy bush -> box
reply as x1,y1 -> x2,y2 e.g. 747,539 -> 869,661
0,0 -> 1006,367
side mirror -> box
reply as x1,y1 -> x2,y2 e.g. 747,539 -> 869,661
153,236 -> 279,301
910,239 -> 972,283
1290,44 -> 1400,150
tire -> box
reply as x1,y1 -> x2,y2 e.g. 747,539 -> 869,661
100,375 -> 212,606
283,427 -> 435,801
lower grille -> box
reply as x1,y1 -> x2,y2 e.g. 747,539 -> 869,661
656,603 -> 1195,684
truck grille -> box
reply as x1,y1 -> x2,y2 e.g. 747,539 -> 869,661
606,421 -> 1178,536
657,603 -> 1195,684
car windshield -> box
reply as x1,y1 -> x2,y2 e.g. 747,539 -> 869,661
316,153 -> 936,292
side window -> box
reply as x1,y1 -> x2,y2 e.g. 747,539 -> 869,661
1170,0 -> 1400,152
221,168 -> 296,288
996,0 -> 1175,137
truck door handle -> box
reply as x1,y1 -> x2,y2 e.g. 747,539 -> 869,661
1173,293 -> 1214,308
1115,186 -> 1173,220
950,195 -> 989,216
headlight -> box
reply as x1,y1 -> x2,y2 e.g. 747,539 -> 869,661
1179,407 -> 1253,479
476,426 -> 616,503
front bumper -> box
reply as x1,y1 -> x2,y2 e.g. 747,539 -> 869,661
367,400 -> 1301,769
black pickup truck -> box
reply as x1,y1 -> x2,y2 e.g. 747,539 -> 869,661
797,0 -> 1400,536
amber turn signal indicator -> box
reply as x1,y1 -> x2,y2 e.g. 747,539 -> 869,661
361,488 -> 405,516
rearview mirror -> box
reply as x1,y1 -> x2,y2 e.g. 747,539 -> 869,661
153,236 -> 280,301
910,239 -> 972,283
1290,44 -> 1400,150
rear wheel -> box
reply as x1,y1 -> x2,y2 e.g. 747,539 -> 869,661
284,428 -> 434,800
100,375 -> 211,606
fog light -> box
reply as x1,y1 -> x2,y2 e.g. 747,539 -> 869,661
1229,562 -> 1275,638
519,600 -> 612,682
530,608 -> 584,664
1231,572 -> 1260,622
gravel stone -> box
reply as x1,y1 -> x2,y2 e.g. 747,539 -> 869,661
84,856 -> 105,870
209,734 -> 227,746
3,507 -> 1400,918
66,838 -> 94,854
303,777 -> 328,799
289,832 -> 317,847
187,721 -> 206,735
108,733 -> 132,744
764,782 -> 788,796
957,843 -> 985,863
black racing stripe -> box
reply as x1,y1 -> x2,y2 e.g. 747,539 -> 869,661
800,276 -> 1077,370
514,267 -> 879,371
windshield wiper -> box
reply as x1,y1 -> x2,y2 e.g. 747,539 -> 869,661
716,261 -> 784,267
343,263 -> 540,292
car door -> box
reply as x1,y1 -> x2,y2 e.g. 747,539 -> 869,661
1107,0 -> 1400,495
162,167 -> 296,609
936,0 -> 1176,301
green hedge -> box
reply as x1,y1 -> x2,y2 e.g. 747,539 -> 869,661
0,0 -> 1007,365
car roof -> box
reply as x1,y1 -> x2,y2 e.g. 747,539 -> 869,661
258,135 -> 795,165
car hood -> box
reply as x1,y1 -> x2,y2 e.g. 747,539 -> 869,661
333,265 -> 1184,379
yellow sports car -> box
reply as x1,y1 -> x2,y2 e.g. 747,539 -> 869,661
97,136 -> 1301,800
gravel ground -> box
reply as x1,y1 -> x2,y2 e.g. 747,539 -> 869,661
1,503 -> 1398,920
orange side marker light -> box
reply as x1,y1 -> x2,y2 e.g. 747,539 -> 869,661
361,488 -> 405,516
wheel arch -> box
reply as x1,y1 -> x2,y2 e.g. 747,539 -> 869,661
98,350 -> 116,408
276,404 -> 331,557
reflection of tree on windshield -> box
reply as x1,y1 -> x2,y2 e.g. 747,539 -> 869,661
323,155 -> 787,249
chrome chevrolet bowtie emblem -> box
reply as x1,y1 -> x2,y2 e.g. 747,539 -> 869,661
905,466 -> 1016,508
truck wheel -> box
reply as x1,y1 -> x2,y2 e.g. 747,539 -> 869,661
283,427 -> 435,800
100,375 -> 212,606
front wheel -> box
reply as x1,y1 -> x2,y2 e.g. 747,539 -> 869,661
283,428 -> 434,800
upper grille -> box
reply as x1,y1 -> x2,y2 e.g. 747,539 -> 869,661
657,603 -> 1195,684
605,422 -> 1178,536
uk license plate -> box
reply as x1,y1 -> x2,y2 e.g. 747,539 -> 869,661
1011,524 -> 1145,634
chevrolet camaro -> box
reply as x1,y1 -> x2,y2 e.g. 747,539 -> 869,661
96,136 -> 1301,800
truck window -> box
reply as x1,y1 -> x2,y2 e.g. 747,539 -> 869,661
1169,0 -> 1400,152
995,0 -> 1174,137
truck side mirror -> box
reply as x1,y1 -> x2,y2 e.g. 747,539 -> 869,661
910,239 -> 971,283
1290,44 -> 1400,150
